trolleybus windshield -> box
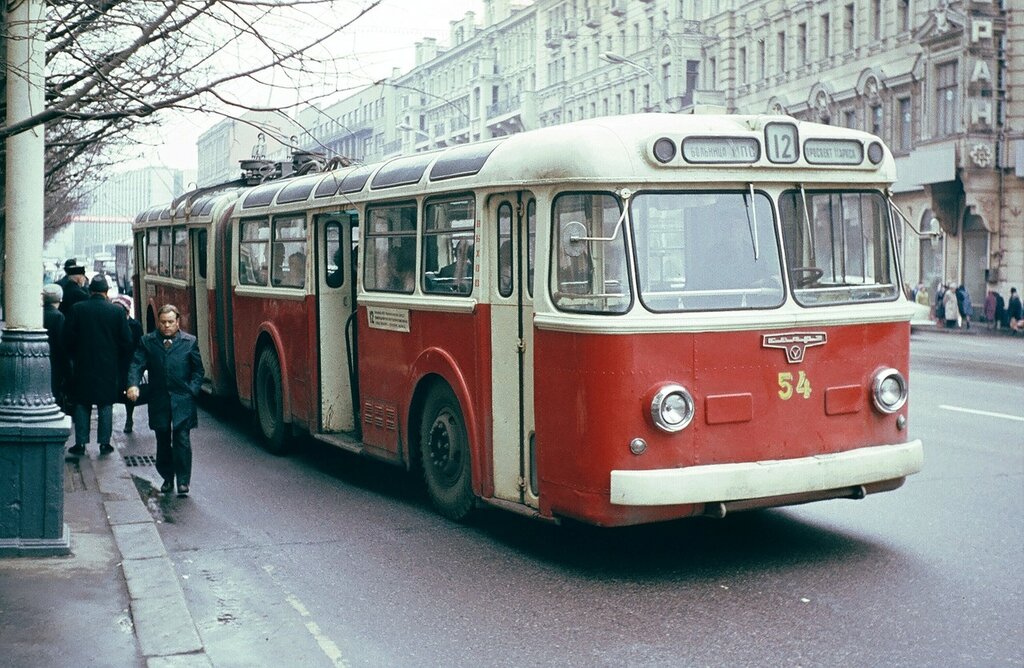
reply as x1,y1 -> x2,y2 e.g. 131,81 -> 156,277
779,189 -> 899,305
631,190 -> 784,312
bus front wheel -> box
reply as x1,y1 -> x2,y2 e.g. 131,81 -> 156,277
255,347 -> 290,455
420,385 -> 474,521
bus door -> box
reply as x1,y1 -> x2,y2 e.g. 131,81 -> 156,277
489,193 -> 539,509
190,228 -> 212,385
315,211 -> 359,434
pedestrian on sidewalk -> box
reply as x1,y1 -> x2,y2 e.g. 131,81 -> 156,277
1009,287 -> 1023,334
56,258 -> 89,318
112,296 -> 143,433
127,304 -> 204,496
64,274 -> 133,456
956,283 -> 973,330
942,283 -> 959,329
42,283 -> 70,410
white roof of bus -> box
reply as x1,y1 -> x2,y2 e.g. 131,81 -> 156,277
135,113 -> 897,225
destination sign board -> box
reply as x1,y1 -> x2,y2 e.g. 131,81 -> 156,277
803,139 -> 864,165
681,136 -> 760,163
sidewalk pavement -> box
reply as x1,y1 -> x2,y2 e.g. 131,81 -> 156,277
0,409 -> 210,668
913,319 -> 1024,338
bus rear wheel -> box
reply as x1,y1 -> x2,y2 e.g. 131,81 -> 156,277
255,347 -> 290,455
420,384 -> 474,521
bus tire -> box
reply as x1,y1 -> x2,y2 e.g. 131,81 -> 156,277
420,384 -> 474,521
255,347 -> 290,455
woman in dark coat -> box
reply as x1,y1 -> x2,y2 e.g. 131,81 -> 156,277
42,284 -> 69,409
63,275 -> 132,455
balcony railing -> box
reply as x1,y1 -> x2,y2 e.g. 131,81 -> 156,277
486,95 -> 521,119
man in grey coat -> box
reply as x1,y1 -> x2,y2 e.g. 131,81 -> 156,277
127,304 -> 204,496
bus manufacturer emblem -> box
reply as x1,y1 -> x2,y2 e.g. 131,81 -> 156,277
762,332 -> 828,363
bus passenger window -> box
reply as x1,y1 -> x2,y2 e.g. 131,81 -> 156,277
324,222 -> 344,289
422,196 -> 474,296
497,202 -> 513,298
171,227 -> 187,279
526,199 -> 536,298
239,219 -> 269,286
146,230 -> 159,275
158,228 -> 171,277
365,203 -> 416,294
271,215 -> 307,288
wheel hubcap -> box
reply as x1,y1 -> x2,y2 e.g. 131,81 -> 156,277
428,411 -> 461,485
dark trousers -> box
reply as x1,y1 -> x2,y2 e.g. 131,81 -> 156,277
73,403 -> 113,445
155,427 -> 192,486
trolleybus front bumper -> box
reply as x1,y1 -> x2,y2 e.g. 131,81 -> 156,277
609,440 -> 923,506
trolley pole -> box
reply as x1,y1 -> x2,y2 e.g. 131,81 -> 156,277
0,0 -> 72,557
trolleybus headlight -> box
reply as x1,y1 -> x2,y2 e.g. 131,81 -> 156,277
867,141 -> 884,164
653,137 -> 677,164
871,368 -> 907,414
650,384 -> 695,433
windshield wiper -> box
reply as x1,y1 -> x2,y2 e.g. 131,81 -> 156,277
744,183 -> 760,261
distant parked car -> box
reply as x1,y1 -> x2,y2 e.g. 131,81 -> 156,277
910,300 -> 934,330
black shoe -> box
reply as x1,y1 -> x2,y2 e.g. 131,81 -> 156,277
177,484 -> 189,496
160,479 -> 174,494
123,422 -> 133,434
99,443 -> 114,455
68,444 -> 86,456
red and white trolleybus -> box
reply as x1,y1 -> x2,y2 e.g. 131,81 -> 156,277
133,113 -> 923,526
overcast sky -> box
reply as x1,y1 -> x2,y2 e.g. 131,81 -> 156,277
151,0 -> 487,170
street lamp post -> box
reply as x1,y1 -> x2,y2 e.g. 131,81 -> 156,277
600,51 -> 672,112
396,123 -> 430,141
1,0 -> 72,557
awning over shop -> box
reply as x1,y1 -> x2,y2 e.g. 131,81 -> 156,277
893,143 -> 956,193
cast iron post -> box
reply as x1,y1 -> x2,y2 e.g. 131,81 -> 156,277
0,0 -> 72,557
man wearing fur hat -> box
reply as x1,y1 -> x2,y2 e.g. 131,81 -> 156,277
56,258 -> 89,318
63,274 -> 132,456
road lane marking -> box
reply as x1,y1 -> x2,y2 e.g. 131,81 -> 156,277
263,564 -> 349,668
939,405 -> 1024,422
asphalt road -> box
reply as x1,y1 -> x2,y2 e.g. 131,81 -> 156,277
126,328 -> 1024,667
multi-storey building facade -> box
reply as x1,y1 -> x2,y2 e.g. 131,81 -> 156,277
195,0 -> 1021,301
45,166 -> 191,262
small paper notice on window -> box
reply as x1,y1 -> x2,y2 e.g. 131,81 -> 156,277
367,307 -> 410,333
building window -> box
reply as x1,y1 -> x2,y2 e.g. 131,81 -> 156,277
707,57 -> 717,88
739,46 -> 747,84
844,4 -> 855,51
776,31 -> 787,72
820,14 -> 831,59
898,97 -> 912,151
872,0 -> 882,41
898,0 -> 910,33
844,109 -> 858,128
757,40 -> 766,81
797,23 -> 807,66
870,104 -> 883,136
935,61 -> 959,137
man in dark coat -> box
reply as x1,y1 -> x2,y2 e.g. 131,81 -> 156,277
56,258 -> 89,318
63,274 -> 133,456
42,284 -> 70,409
127,304 -> 204,496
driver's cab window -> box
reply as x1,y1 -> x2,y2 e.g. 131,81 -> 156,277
551,192 -> 631,314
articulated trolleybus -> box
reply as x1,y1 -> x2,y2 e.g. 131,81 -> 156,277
134,114 -> 922,527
